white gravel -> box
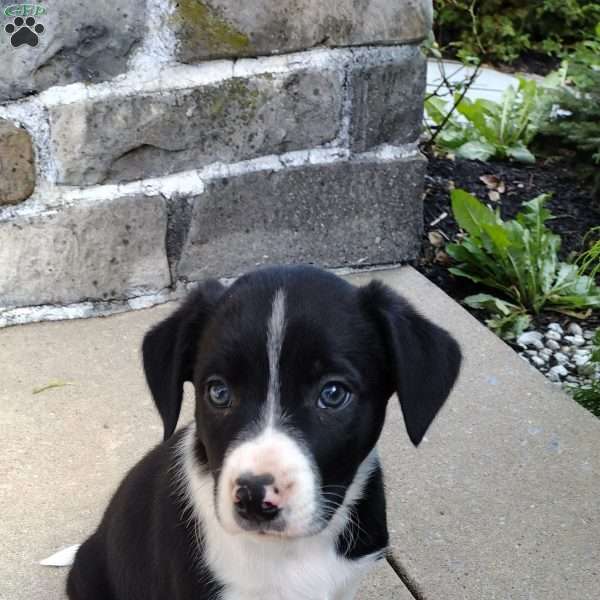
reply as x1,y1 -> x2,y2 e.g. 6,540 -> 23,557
517,322 -> 599,389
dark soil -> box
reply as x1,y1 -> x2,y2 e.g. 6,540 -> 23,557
415,153 -> 600,332
437,49 -> 561,77
493,51 -> 561,77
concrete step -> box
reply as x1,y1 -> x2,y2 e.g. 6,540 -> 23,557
349,268 -> 600,600
2,266 -> 598,599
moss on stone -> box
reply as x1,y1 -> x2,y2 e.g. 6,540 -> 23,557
206,79 -> 261,122
174,0 -> 252,55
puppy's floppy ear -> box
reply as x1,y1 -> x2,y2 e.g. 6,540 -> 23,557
142,280 -> 225,441
360,280 -> 462,446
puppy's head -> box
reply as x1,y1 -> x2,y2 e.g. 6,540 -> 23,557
143,266 -> 461,538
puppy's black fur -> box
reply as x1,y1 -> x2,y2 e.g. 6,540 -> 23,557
67,266 -> 461,600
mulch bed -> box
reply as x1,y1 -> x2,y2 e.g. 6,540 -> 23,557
499,51 -> 561,76
414,152 -> 600,333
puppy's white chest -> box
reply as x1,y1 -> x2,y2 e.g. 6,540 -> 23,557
216,540 -> 378,600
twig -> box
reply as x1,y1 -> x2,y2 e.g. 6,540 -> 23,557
425,61 -> 482,148
430,211 -> 449,226
33,380 -> 75,395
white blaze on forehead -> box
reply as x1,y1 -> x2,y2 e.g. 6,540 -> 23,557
265,288 -> 286,427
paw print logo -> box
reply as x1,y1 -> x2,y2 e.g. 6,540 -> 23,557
5,16 -> 45,48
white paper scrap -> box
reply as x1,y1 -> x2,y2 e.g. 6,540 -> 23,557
39,544 -> 81,567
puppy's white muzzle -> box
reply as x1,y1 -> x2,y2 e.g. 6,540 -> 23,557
216,428 -> 319,537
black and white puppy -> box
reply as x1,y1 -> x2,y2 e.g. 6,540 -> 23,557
67,265 -> 461,600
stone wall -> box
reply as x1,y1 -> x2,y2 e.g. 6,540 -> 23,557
0,0 -> 431,326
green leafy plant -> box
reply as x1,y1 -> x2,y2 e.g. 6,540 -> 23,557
576,226 -> 600,279
462,293 -> 531,340
446,189 -> 600,335
538,24 -> 600,189
571,329 -> 600,418
434,1 -> 600,65
425,78 -> 548,163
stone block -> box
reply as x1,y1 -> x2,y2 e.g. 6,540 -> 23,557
0,119 -> 35,205
0,194 -> 170,307
350,46 -> 426,151
176,154 -> 425,280
0,0 -> 145,101
48,69 -> 343,185
173,0 -> 432,62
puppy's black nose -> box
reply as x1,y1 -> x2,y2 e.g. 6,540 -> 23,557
234,473 -> 280,522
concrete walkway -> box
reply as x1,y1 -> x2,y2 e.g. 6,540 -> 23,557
426,59 -> 538,104
1,266 -> 599,599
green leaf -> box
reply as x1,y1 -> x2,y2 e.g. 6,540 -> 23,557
476,99 -> 503,119
506,144 -> 536,163
551,262 -> 580,291
542,63 -> 568,88
513,78 -> 540,143
485,313 -> 531,340
448,266 -> 514,296
437,126 -> 471,149
480,222 -> 511,255
539,245 -> 559,294
456,98 -> 497,141
424,97 -> 448,126
446,241 -> 488,266
550,294 -> 600,309
487,313 -> 532,341
455,140 -> 496,161
450,189 -> 498,238
499,84 -> 517,144
448,267 -> 492,285
461,237 -> 507,277
463,290 -> 532,341
518,194 -> 553,227
448,266 -> 482,282
463,293 -> 522,315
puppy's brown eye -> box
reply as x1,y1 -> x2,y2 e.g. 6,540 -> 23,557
206,379 -> 231,408
318,382 -> 352,409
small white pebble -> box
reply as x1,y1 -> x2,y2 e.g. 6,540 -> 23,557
547,323 -> 564,335
564,335 -> 585,347
553,352 -> 569,364
545,340 -> 560,351
566,323 -> 583,336
530,356 -> 545,368
573,348 -> 591,357
549,364 -> 568,378
545,330 -> 562,341
517,331 -> 544,348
